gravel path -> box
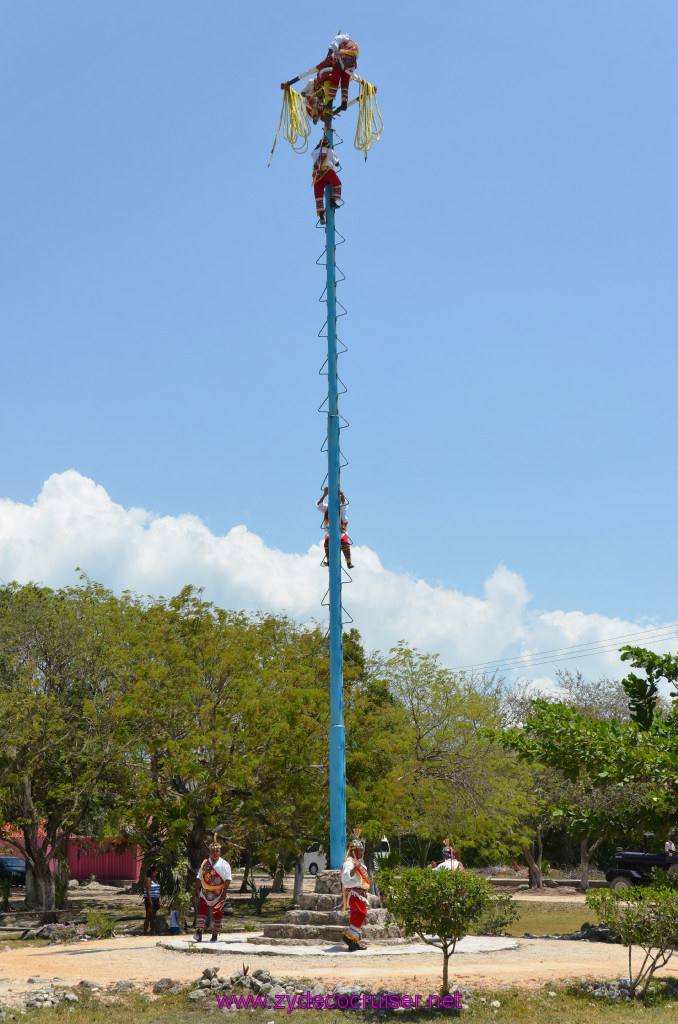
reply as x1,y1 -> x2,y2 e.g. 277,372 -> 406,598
1,933 -> 677,1003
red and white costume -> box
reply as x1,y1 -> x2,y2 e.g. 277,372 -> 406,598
301,79 -> 324,125
318,34 -> 359,108
195,856 -> 231,933
312,140 -> 341,216
316,492 -> 352,564
434,847 -> 464,872
341,853 -> 370,942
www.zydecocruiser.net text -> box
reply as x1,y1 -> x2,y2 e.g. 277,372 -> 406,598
214,991 -> 463,1012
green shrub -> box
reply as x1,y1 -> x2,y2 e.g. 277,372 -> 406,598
250,884 -> 271,914
84,909 -> 118,938
380,868 -> 499,994
586,882 -> 678,998
473,891 -> 520,935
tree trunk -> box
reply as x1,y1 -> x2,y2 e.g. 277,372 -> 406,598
25,865 -> 40,911
579,839 -> 590,892
239,850 -> 252,893
291,853 -> 305,907
271,854 -> 285,893
580,836 -> 605,892
523,828 -> 543,889
187,819 -> 207,876
22,777 -> 57,921
417,837 -> 432,868
442,945 -> 450,995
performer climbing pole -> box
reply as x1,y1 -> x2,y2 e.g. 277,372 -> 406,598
272,33 -> 383,870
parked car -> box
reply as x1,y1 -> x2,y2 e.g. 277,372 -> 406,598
606,833 -> 678,890
301,836 -> 391,876
0,856 -> 26,886
301,842 -> 325,876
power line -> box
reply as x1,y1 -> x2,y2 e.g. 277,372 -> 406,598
450,622 -> 678,676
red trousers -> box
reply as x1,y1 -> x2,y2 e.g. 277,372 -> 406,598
328,65 -> 351,104
196,894 -> 225,933
324,534 -> 350,556
313,170 -> 341,214
346,889 -> 368,938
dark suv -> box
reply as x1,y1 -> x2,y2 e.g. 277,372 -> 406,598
0,856 -> 26,886
606,834 -> 678,890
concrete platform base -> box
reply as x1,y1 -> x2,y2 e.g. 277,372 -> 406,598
158,934 -> 518,958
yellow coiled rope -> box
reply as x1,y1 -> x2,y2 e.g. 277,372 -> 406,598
268,88 -> 311,166
354,79 -> 383,159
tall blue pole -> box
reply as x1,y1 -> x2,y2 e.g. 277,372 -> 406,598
324,118 -> 347,871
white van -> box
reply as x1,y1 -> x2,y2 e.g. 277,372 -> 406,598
301,842 -> 325,875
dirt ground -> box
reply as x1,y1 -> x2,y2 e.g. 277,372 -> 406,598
0,882 -> 646,1008
1,932 -> 677,1005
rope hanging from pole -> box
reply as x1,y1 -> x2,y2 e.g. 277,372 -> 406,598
268,87 -> 311,166
353,79 -> 383,159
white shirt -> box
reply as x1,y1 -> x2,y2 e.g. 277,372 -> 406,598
666,840 -> 676,854
316,496 -> 348,527
433,858 -> 464,872
311,143 -> 340,173
197,856 -> 232,883
341,856 -> 368,889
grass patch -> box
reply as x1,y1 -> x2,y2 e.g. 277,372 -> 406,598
501,901 -> 599,936
12,982 -> 678,1024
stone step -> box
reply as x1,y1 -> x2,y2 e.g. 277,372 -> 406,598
298,892 -> 382,911
261,922 -> 403,941
285,908 -> 388,927
247,934 -> 409,947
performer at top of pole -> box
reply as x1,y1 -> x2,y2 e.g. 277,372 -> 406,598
270,31 -> 382,164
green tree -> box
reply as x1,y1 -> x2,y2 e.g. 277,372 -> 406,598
494,654 -> 674,887
0,580 -> 134,918
115,589 -> 332,892
587,881 -> 678,998
369,644 -> 535,864
380,867 -> 500,994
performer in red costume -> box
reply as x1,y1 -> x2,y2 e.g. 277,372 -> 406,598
311,136 -> 342,226
316,33 -> 360,113
192,835 -> 231,943
316,485 -> 353,568
341,831 -> 370,951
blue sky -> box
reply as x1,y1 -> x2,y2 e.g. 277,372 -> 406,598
1,1 -> 676,683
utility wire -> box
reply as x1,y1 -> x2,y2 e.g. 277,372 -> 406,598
450,623 -> 678,676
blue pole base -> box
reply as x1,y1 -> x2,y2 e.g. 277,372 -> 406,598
329,724 -> 346,869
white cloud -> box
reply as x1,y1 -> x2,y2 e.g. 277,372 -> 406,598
0,471 -> 674,684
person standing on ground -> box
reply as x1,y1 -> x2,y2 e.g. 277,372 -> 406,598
192,835 -> 231,943
341,832 -> 370,951
432,842 -> 465,872
143,866 -> 161,935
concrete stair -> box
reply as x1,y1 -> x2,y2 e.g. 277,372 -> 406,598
248,869 -> 404,946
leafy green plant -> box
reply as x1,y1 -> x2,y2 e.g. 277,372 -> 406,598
380,868 -> 499,994
84,908 -> 119,938
473,891 -> 520,935
249,884 -> 271,914
586,883 -> 678,998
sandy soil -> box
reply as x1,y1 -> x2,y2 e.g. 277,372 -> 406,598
1,933 -> 676,1006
